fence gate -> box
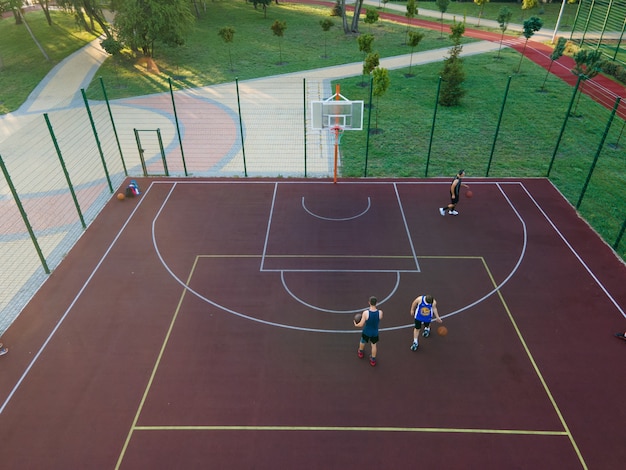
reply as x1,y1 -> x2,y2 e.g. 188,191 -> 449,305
133,128 -> 169,176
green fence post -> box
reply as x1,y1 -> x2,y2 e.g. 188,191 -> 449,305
235,78 -> 248,177
133,129 -> 148,176
303,78 -> 307,178
547,75 -> 582,177
614,217 -> 626,251
364,75 -> 374,177
81,89 -> 113,193
44,114 -> 86,229
486,76 -> 512,177
156,128 -> 169,176
168,78 -> 188,176
99,77 -> 127,176
611,25 -> 625,62
576,96 -> 621,209
0,154 -> 50,274
425,77 -> 442,178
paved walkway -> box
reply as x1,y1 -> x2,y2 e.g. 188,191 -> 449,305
0,3 -> 624,336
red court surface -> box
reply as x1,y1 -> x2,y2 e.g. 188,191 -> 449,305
1,178 -> 625,469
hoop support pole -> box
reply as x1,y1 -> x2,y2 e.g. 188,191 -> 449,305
333,127 -> 339,184
334,84 -> 340,184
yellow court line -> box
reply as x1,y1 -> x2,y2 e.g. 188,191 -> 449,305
117,254 -> 586,468
198,254 -> 417,258
196,254 -> 485,259
480,258 -> 588,470
133,425 -> 568,436
114,257 -> 200,470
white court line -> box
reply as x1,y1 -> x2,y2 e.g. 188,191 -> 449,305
520,183 -> 626,320
0,183 -> 157,416
3,179 -> 622,417
151,181 -> 527,333
259,182 -> 279,273
302,196 -> 371,221
394,182 -> 420,272
280,271 -> 401,314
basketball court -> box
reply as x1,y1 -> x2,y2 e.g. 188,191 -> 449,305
0,177 -> 624,469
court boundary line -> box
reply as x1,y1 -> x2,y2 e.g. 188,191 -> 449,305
0,182 -> 158,416
115,252 -> 586,469
519,183 -> 626,320
131,425 -> 569,436
0,179 -> 613,470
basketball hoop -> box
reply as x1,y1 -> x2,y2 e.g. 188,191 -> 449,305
329,125 -> 345,184
310,84 -> 364,183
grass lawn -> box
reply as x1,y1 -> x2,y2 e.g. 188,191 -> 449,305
88,1 -> 474,100
0,10 -> 101,114
333,47 -> 626,260
0,2 -> 624,260
406,1 -> 581,31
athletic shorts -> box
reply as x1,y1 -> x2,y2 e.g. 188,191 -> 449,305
414,319 -> 431,329
451,195 -> 459,204
361,333 -> 379,344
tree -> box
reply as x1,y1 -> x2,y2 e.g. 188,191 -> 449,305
571,48 -> 604,115
57,0 -> 113,38
218,26 -> 236,72
363,51 -> 380,80
516,16 -> 543,73
100,36 -> 124,85
349,0 -> 365,34
357,33 -> 374,58
406,30 -> 424,77
319,18 -> 334,59
439,19 -> 466,107
114,0 -> 195,58
335,0 -> 365,34
372,67 -> 390,132
473,0 -> 489,27
358,34 -> 375,86
404,0 -> 417,45
271,19 -> 287,65
496,6 -> 512,59
3,0 -> 24,24
435,0 -> 449,38
364,8 -> 379,33
251,0 -> 271,19
521,0 -> 538,22
540,37 -> 566,91
36,0 -> 52,26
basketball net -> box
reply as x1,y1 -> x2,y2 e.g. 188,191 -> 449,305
330,125 -> 344,184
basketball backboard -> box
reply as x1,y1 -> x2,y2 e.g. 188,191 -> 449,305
311,93 -> 364,131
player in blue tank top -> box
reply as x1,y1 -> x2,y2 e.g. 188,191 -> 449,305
354,296 -> 383,366
410,294 -> 442,351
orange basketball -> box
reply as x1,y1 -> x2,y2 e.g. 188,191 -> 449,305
354,313 -> 362,324
117,193 -> 125,201
437,325 -> 448,336
466,190 -> 473,198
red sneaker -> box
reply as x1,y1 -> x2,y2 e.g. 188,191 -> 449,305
369,356 -> 376,366
357,349 -> 364,359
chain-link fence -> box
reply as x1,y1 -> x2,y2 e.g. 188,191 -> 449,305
1,73 -> 625,334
